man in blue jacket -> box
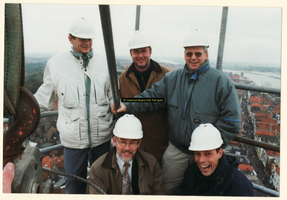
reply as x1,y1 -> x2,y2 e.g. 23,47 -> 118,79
175,123 -> 254,196
112,30 -> 241,194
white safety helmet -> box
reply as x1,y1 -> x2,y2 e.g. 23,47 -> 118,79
189,123 -> 223,151
68,16 -> 96,39
128,31 -> 151,50
113,114 -> 143,139
183,29 -> 209,48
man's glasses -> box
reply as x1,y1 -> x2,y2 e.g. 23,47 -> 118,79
116,138 -> 138,148
185,52 -> 202,58
78,38 -> 92,43
131,49 -> 149,56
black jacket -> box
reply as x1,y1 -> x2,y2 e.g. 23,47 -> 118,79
175,153 -> 254,196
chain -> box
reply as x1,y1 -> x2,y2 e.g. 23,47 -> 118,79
42,167 -> 107,194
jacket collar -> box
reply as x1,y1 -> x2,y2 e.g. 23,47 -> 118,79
198,153 -> 232,181
70,48 -> 93,68
184,59 -> 210,80
125,59 -> 162,78
102,147 -> 149,169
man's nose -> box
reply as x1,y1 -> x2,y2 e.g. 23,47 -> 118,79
191,53 -> 197,59
124,143 -> 131,150
198,155 -> 206,162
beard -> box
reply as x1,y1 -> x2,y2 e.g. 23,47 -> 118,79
119,150 -> 135,163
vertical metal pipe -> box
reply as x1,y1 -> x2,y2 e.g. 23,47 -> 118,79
135,5 -> 141,30
99,5 -> 123,119
216,7 -> 228,71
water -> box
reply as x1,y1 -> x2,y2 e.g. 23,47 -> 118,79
223,69 -> 281,89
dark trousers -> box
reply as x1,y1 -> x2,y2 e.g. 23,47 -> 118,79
64,140 -> 110,194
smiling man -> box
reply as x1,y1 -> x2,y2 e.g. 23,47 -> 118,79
89,114 -> 165,195
112,30 -> 241,194
34,17 -> 114,194
118,31 -> 170,165
175,124 -> 254,196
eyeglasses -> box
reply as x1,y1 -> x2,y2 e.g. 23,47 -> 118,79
131,49 -> 150,56
116,138 -> 138,148
185,52 -> 202,58
78,38 -> 92,43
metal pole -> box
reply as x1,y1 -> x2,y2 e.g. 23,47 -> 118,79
252,183 -> 279,197
99,5 -> 123,119
135,5 -> 141,30
234,136 -> 280,152
39,144 -> 64,154
216,7 -> 228,70
234,83 -> 280,95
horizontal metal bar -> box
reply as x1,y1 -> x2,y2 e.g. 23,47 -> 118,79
234,83 -> 280,94
3,110 -> 58,124
252,182 -> 279,197
39,144 -> 64,154
234,136 -> 280,152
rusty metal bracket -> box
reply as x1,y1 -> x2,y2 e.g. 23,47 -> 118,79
3,86 -> 40,166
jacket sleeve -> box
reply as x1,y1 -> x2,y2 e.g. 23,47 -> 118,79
151,159 -> 165,194
89,164 -> 108,194
228,170 -> 255,196
34,61 -> 57,112
125,75 -> 168,115
215,76 -> 241,148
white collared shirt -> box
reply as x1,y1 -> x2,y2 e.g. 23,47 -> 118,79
116,152 -> 133,182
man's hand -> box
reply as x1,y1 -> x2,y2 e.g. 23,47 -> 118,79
3,162 -> 15,193
111,102 -> 126,114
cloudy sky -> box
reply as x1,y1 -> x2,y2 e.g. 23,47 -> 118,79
19,3 -> 281,67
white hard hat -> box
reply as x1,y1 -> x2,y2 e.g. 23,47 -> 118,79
128,31 -> 151,49
183,29 -> 209,48
113,114 -> 143,139
189,123 -> 223,151
68,16 -> 96,39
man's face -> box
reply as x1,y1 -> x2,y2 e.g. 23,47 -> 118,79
69,35 -> 93,55
130,47 -> 152,71
113,136 -> 141,162
194,148 -> 223,177
184,46 -> 208,72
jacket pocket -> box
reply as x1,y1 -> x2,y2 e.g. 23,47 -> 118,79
57,113 -> 80,146
97,105 -> 113,132
57,81 -> 79,108
167,103 -> 180,129
94,82 -> 109,106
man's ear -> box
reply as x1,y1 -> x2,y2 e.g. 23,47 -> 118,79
138,139 -> 142,147
112,136 -> 117,147
218,148 -> 223,159
68,35 -> 74,44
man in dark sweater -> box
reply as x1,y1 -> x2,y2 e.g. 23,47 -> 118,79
175,123 -> 254,196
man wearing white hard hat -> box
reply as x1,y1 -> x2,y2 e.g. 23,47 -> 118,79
118,31 -> 170,165
34,16 -> 114,193
89,114 -> 165,194
112,29 -> 241,194
175,123 -> 254,196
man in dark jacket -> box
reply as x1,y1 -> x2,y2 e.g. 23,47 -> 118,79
118,31 -> 170,164
89,114 -> 165,195
175,123 -> 254,196
112,30 -> 241,194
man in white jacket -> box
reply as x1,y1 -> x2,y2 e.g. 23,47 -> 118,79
34,16 -> 114,194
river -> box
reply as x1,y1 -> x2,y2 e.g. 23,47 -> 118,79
223,69 -> 281,90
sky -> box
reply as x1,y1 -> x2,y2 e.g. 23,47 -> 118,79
20,4 -> 282,67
